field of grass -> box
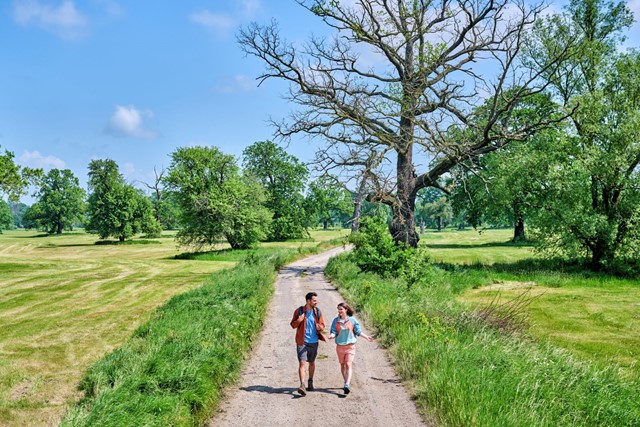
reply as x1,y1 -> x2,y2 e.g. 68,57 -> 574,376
327,227 -> 640,426
423,228 -> 640,378
0,228 -> 348,426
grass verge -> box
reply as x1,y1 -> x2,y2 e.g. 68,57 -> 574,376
60,241 -> 339,426
325,253 -> 640,427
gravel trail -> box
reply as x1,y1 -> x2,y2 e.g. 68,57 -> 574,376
208,247 -> 431,427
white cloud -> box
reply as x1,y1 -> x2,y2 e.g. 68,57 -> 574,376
104,105 -> 157,139
93,0 -> 124,17
13,0 -> 89,39
238,0 -> 261,17
215,74 -> 257,93
189,10 -> 236,37
19,150 -> 65,170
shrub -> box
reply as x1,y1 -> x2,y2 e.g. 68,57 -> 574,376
348,216 -> 415,275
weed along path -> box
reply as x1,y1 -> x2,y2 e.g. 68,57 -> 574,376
209,247 -> 430,427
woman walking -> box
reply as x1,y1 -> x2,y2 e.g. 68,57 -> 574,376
327,302 -> 374,395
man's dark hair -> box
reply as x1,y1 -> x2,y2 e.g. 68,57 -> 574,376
305,292 -> 317,301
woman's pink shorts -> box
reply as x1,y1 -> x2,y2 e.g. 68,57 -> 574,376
336,343 -> 356,364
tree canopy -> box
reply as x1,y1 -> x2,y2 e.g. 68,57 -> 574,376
86,159 -> 159,241
242,140 -> 309,240
165,146 -> 271,250
23,169 -> 86,234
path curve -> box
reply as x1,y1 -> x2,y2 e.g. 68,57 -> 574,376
208,247 -> 431,427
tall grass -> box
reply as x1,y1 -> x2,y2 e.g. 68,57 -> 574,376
325,254 -> 640,426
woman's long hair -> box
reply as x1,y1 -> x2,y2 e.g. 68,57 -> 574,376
338,302 -> 354,316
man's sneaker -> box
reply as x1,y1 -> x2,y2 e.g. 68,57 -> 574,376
343,384 -> 350,395
297,384 -> 307,396
307,379 -> 314,391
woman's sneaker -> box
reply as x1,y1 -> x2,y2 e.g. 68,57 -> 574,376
307,379 -> 314,391
343,384 -> 350,395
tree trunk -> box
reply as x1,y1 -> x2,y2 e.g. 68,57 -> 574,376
351,174 -> 367,233
512,216 -> 526,243
436,216 -> 442,231
323,219 -> 328,230
56,222 -> 63,234
389,150 -> 419,248
419,220 -> 425,235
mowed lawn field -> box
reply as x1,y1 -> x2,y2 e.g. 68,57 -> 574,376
422,228 -> 640,379
0,229 -> 347,426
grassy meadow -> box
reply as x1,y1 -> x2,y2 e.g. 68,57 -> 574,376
0,228 -> 347,426
428,228 -> 639,378
326,227 -> 640,426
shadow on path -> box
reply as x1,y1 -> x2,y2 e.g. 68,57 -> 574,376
240,385 -> 344,399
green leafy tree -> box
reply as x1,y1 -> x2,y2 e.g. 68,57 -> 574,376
306,177 -> 352,229
0,145 -> 42,201
450,93 -> 565,242
86,159 -> 159,241
0,199 -> 12,231
423,196 -> 453,232
9,201 -> 28,228
239,1 -> 571,248
242,140 -> 309,240
23,169 -> 86,234
165,146 -> 271,250
525,0 -> 640,270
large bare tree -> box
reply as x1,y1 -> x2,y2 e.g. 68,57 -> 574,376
239,0 -> 570,247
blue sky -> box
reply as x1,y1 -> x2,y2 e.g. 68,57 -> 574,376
0,0 -> 327,203
1,0 -> 639,205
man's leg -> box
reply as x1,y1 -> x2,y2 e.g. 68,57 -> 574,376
308,361 -> 315,381
298,360 -> 306,384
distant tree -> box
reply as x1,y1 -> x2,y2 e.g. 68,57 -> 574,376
415,187 -> 446,233
242,140 -> 309,240
86,159 -> 160,241
141,166 -> 179,230
306,177 -> 352,229
450,93 -> 565,242
9,201 -> 28,228
165,146 -> 271,250
23,169 -> 86,234
424,197 -> 453,232
0,199 -> 12,231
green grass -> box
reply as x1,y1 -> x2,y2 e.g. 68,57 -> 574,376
325,228 -> 640,426
0,228 -> 348,426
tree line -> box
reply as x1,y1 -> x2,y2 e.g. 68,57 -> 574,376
0,141 -> 357,248
2,1 -> 640,273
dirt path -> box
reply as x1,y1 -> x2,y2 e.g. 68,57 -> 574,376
208,247 -> 431,427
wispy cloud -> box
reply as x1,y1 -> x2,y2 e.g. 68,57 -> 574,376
215,74 -> 258,93
190,0 -> 262,37
13,0 -> 89,39
19,150 -> 66,169
189,10 -> 236,37
93,0 -> 124,17
238,0 -> 261,17
104,105 -> 157,139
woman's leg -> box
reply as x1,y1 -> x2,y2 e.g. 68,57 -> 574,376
344,360 -> 353,385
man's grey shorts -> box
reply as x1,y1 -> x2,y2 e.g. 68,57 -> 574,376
296,342 -> 319,362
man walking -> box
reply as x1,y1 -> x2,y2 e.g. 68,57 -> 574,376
290,292 -> 326,396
